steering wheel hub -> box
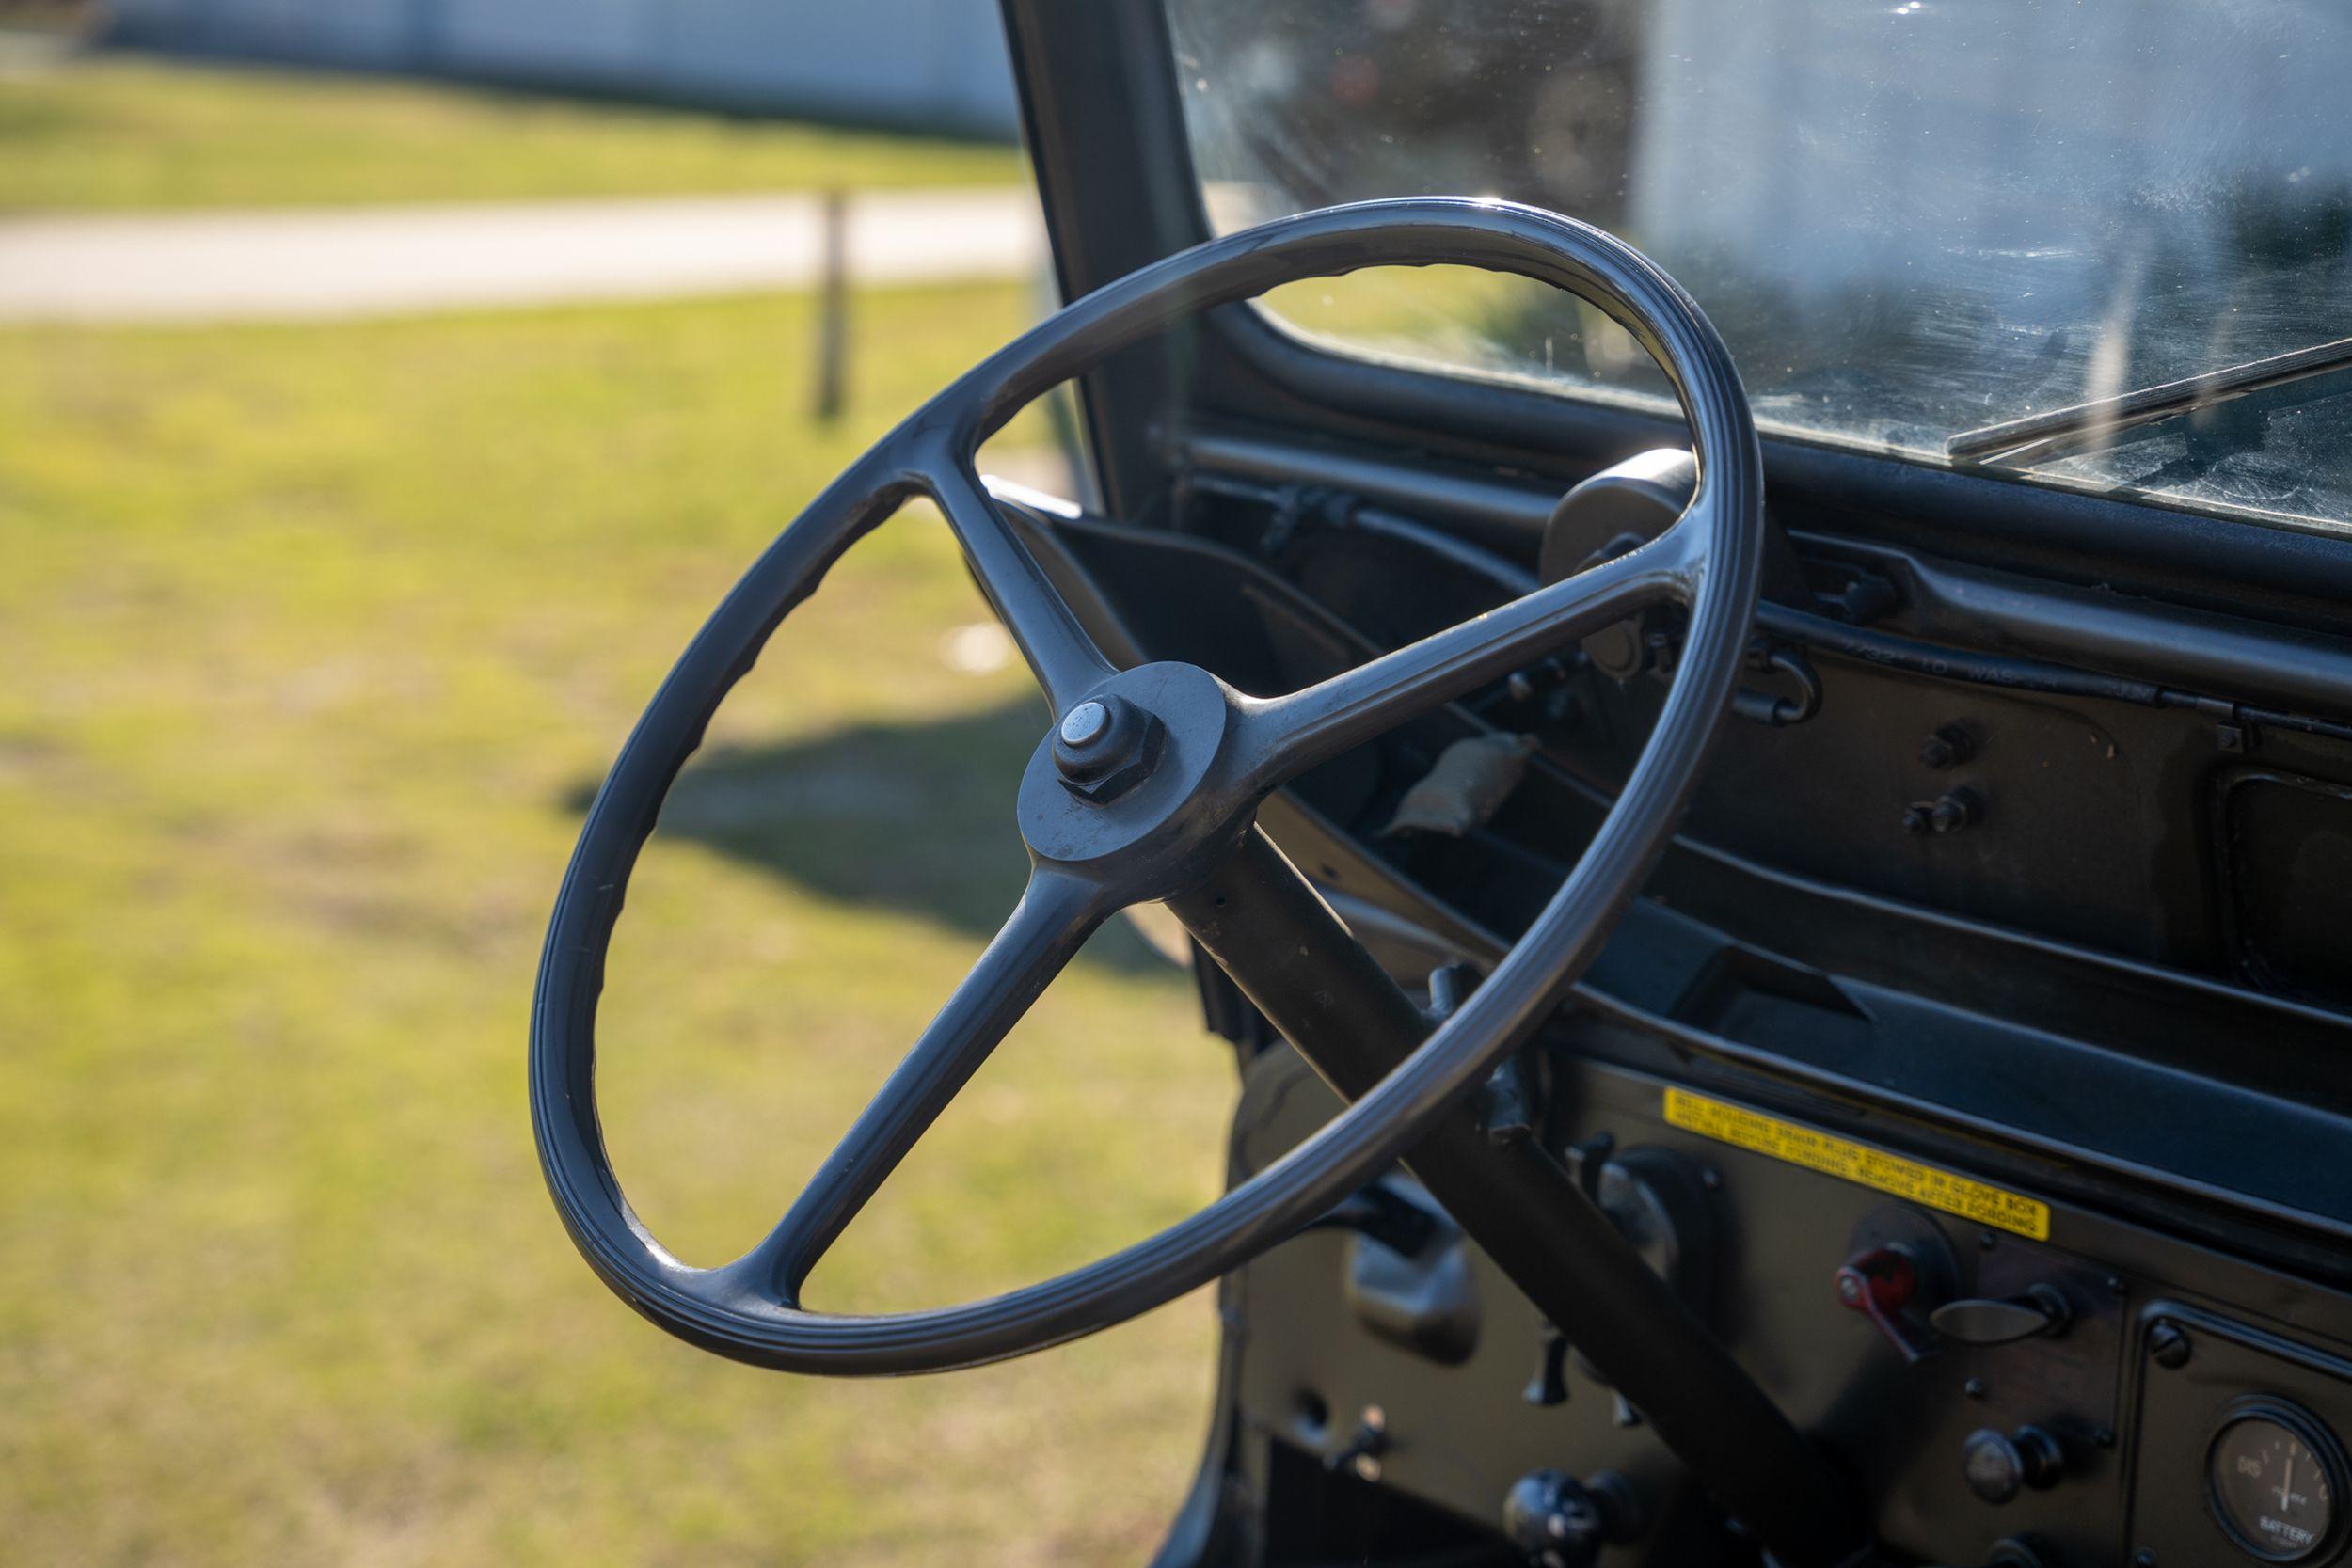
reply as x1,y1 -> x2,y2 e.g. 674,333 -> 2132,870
1019,662 -> 1239,875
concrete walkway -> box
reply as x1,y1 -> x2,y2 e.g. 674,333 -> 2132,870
0,188 -> 1046,323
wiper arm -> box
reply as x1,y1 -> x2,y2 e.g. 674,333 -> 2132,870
1946,333 -> 2352,463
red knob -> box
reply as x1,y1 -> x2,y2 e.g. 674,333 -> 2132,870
1837,1244 -> 1935,1362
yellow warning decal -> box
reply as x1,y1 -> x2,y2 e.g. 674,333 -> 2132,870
1662,1088 -> 2051,1241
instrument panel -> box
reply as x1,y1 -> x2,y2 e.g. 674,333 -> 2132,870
1221,1044 -> 2352,1568
2134,1313 -> 2352,1567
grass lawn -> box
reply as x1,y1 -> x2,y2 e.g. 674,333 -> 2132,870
0,281 -> 1237,1564
0,55 -> 1026,211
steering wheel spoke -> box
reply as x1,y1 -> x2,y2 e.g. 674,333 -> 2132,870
924,460 -> 1117,712
739,869 -> 1110,1304
1237,525 -> 1697,793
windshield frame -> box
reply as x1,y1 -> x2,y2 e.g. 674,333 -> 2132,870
1206,256 -> 2352,540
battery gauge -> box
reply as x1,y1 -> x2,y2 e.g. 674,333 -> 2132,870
2209,1399 -> 2345,1563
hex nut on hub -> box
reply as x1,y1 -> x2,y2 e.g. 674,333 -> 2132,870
1051,694 -> 1166,804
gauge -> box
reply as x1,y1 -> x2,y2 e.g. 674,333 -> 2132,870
2209,1399 -> 2346,1562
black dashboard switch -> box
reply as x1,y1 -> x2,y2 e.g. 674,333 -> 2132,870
1931,1283 -> 2073,1346
1963,1425 -> 2066,1505
1523,1321 -> 1571,1407
1324,1404 -> 1389,1483
1904,786 -> 1985,835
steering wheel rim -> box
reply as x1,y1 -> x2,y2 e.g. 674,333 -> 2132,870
530,197 -> 1765,1374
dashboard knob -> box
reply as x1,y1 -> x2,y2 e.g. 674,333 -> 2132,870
1838,1242 -> 1937,1361
1962,1425 -> 2066,1505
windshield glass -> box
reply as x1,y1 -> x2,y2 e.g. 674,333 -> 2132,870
1165,0 -> 2352,533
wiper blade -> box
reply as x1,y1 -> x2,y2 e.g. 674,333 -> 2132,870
1946,334 -> 2352,463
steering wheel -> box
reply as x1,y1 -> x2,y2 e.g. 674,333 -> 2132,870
531,197 -> 1764,1375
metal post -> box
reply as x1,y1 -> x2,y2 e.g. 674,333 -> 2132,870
814,189 -> 850,423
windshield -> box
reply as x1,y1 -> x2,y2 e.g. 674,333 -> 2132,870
1166,0 -> 2352,533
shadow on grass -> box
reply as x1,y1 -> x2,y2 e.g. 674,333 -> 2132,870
566,695 -> 1170,974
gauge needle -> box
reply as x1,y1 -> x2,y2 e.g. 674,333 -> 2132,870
2281,1454 -> 2296,1511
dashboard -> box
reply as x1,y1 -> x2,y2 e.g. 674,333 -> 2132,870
988,424 -> 2352,1567
1225,1045 -> 2352,1568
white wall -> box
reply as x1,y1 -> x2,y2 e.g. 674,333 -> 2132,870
103,0 -> 1024,139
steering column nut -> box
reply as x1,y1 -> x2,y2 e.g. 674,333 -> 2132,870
1051,694 -> 1166,804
